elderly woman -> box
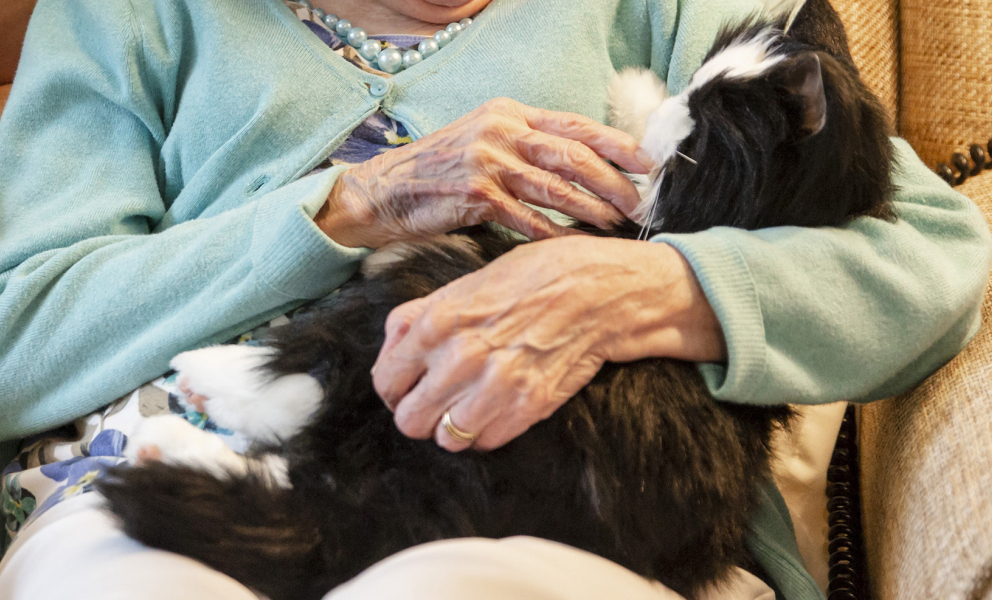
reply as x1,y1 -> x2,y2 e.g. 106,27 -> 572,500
0,0 -> 988,598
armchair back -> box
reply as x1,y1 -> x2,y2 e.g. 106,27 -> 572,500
835,1 -> 992,598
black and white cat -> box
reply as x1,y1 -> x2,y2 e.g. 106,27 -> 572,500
98,2 -> 893,599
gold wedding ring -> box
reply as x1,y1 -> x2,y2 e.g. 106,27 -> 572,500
441,411 -> 479,444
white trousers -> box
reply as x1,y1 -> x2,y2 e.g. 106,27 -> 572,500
0,493 -> 773,600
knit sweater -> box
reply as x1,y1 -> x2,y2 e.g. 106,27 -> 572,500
0,0 -> 989,597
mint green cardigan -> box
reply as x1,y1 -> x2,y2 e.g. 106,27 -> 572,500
0,0 -> 989,597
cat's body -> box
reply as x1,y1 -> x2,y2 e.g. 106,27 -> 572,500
98,2 -> 894,599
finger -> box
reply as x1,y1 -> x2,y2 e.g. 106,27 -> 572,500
392,335 -> 491,439
469,351 -> 601,451
469,369 -> 549,451
476,185 -> 580,240
516,130 -> 643,216
372,297 -> 441,410
472,417 -> 533,452
393,369 -> 462,440
375,297 -> 429,368
375,294 -> 479,410
433,349 -> 543,452
372,334 -> 429,412
434,400 -> 489,453
500,160 -> 625,229
516,104 -> 656,175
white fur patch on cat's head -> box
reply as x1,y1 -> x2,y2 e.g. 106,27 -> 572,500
628,27 -> 785,225
687,29 -> 784,93
608,68 -> 669,142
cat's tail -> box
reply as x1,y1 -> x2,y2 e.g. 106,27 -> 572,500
97,463 -> 327,600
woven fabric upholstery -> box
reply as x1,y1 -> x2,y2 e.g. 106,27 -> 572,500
828,0 -> 900,130
861,171 -> 992,600
898,1 -> 992,167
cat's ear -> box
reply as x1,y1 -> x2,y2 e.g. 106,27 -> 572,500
779,52 -> 827,136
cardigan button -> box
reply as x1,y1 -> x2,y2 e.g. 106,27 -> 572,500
369,80 -> 390,97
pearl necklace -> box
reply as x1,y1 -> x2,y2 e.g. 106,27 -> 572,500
297,0 -> 473,74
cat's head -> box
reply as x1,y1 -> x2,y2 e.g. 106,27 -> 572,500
610,21 -> 894,235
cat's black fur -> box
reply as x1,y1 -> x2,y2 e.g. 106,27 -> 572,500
98,2 -> 894,599
650,15 -> 893,233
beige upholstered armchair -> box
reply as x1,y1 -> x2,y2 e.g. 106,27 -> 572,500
832,1 -> 992,598
2,0 -> 991,597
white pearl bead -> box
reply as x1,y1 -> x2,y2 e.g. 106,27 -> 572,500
377,48 -> 404,74
418,38 -> 440,58
346,27 -> 367,48
359,40 -> 383,61
402,50 -> 423,68
311,12 -> 476,73
434,30 -> 451,48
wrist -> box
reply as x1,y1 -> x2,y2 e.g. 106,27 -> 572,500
315,169 -> 380,249
600,241 -> 727,363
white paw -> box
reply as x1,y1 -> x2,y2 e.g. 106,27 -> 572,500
124,415 -> 247,479
170,345 -> 323,444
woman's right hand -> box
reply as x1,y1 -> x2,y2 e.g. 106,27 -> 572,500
315,97 -> 655,248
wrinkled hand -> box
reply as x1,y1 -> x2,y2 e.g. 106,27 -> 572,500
316,98 -> 654,248
371,236 -> 726,452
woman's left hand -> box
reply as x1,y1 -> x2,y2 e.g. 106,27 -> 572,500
371,236 -> 726,452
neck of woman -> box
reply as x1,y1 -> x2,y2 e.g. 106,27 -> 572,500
313,0 -> 492,35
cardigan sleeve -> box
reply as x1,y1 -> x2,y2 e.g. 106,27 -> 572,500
655,141 -> 991,404
0,0 -> 369,441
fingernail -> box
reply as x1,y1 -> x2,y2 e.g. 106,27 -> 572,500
635,148 -> 656,173
370,364 -> 377,377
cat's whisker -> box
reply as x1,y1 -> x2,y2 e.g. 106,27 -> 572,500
676,151 -> 698,165
636,218 -> 650,241
637,195 -> 661,241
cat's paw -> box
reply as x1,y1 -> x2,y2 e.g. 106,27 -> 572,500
170,345 -> 323,444
124,415 -> 246,479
